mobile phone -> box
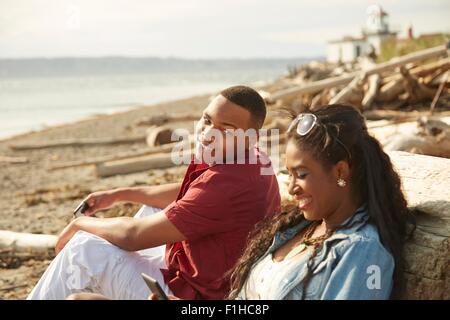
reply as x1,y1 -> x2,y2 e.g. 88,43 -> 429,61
73,201 -> 89,218
141,273 -> 168,300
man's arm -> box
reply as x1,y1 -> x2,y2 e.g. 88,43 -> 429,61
84,182 -> 181,215
114,183 -> 182,208
55,212 -> 186,254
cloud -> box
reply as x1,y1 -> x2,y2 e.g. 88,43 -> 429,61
0,0 -> 449,58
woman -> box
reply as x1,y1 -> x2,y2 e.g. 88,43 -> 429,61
226,104 -> 415,300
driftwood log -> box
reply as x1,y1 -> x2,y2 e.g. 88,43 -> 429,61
400,66 -> 436,103
0,230 -> 57,253
95,134 -> 285,178
329,74 -> 365,108
430,70 -> 449,114
381,57 -> 450,85
368,116 -> 450,158
277,151 -> 450,299
49,140 -> 191,170
362,74 -> 381,110
363,110 -> 450,122
146,126 -> 189,148
377,76 -> 404,103
136,114 -> 199,127
9,136 -> 146,150
271,43 -> 449,101
95,152 -> 186,178
0,156 -> 28,164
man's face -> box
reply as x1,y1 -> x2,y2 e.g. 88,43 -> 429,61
195,94 -> 253,164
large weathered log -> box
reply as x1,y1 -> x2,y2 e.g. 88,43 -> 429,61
95,135 -> 285,177
0,156 -> 28,164
384,134 -> 450,158
136,114 -> 199,127
364,110 -> 450,122
368,116 -> 450,156
277,151 -> 450,299
49,141 -> 189,170
382,56 -> 450,85
271,43 -> 449,100
430,69 -> 450,86
384,117 -> 450,158
9,136 -> 146,150
400,66 -> 436,103
329,74 -> 365,108
96,153 -> 185,178
0,230 -> 57,253
146,126 -> 175,147
430,70 -> 449,114
361,74 -> 381,110
377,77 -> 404,102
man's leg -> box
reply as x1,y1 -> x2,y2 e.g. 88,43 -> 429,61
27,230 -> 172,300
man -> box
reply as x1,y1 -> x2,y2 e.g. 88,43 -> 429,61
27,85 -> 281,300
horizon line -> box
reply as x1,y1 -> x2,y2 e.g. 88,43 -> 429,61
0,55 -> 324,61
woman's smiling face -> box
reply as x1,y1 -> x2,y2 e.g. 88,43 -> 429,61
285,139 -> 343,221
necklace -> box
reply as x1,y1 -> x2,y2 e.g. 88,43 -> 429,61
284,243 -> 307,260
284,222 -> 333,260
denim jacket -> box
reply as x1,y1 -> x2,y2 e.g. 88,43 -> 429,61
237,205 -> 395,300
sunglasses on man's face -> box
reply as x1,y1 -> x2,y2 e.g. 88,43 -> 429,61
287,113 -> 352,161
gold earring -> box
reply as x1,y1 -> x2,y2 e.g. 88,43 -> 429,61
337,178 -> 346,187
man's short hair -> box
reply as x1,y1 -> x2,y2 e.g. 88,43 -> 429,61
220,85 -> 266,129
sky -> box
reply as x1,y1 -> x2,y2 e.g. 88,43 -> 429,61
0,0 -> 449,59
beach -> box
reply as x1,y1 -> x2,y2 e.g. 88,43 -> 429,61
0,54 -> 302,299
1,48 -> 449,299
0,93 -> 212,299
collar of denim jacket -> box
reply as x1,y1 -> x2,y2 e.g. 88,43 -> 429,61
270,203 -> 369,252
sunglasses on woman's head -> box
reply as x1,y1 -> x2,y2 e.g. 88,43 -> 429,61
287,113 -> 352,161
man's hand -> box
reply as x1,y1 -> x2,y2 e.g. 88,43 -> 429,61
83,190 -> 120,216
55,218 -> 82,254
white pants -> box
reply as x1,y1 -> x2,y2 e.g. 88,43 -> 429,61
27,206 -> 172,300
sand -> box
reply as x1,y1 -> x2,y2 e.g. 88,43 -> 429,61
0,94 -> 212,299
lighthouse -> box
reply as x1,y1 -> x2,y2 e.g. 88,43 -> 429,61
327,5 -> 397,63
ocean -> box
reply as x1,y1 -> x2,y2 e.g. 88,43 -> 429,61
0,57 -> 312,139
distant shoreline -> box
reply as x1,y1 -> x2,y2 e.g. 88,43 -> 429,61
0,77 -> 276,142
0,57 -> 312,142
0,92 -> 211,143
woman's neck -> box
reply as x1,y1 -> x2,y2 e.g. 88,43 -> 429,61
321,196 -> 363,232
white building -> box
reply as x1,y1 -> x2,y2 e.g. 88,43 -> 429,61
327,5 -> 397,63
